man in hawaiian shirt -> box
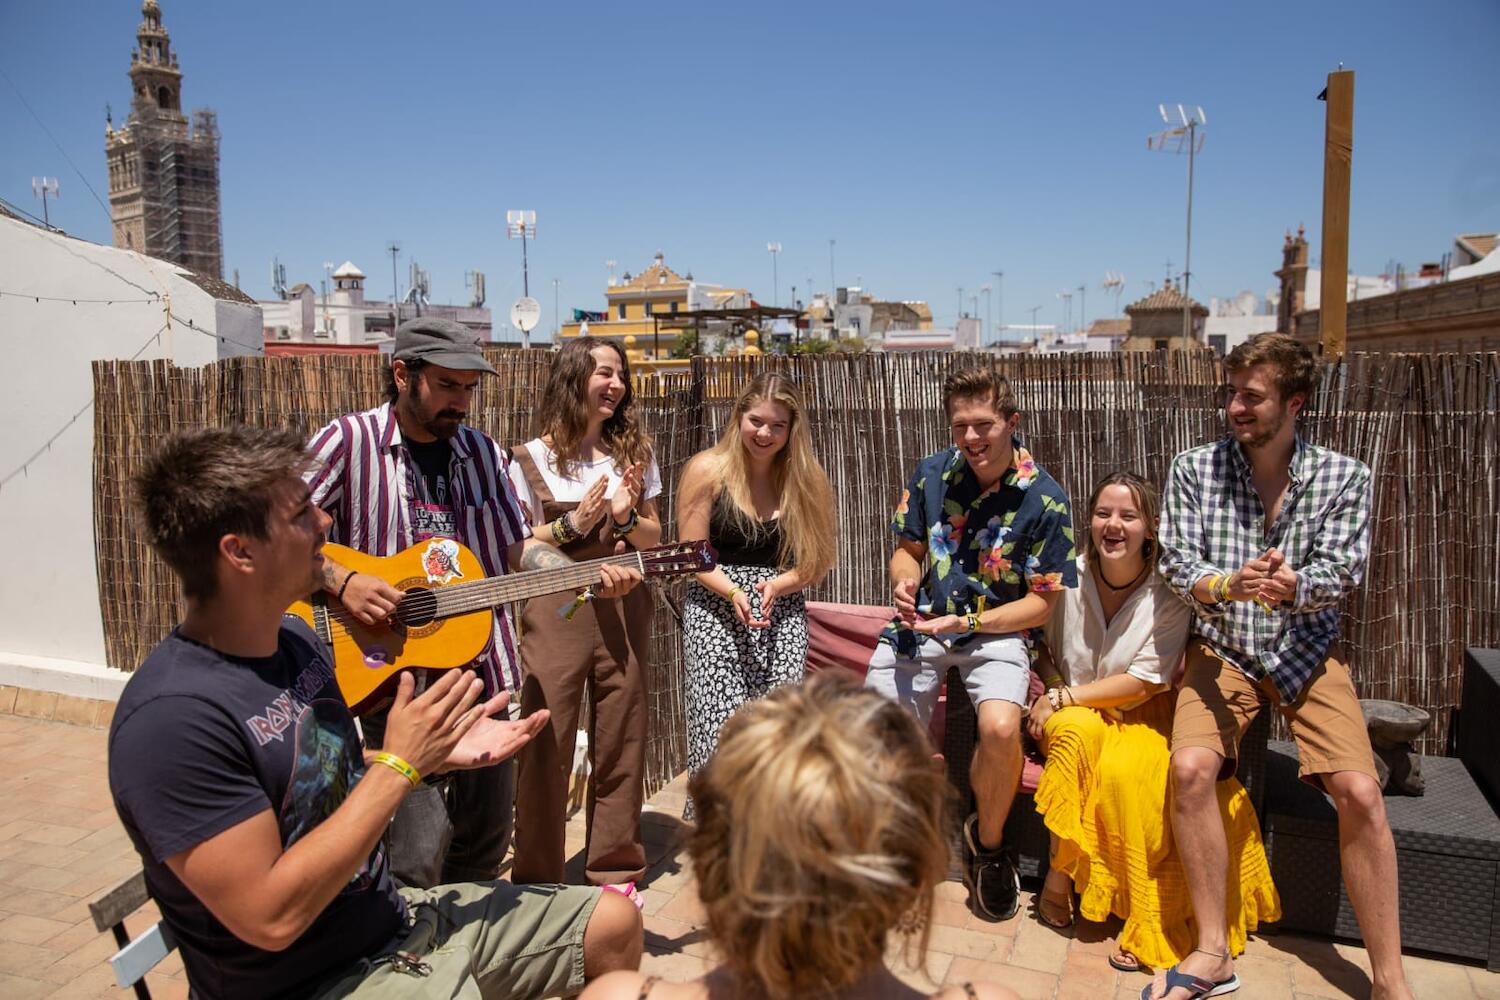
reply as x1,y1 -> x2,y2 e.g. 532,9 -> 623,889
866,367 -> 1076,921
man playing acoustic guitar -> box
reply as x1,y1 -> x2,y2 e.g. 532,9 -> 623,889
306,317 -> 641,888
110,426 -> 643,999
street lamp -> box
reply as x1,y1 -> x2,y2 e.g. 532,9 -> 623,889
767,242 -> 782,307
980,285 -> 992,345
991,270 -> 1004,341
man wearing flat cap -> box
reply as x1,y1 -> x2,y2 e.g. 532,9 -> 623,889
307,318 -> 640,887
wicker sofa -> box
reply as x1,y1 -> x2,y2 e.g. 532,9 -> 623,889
801,601 -> 1269,882
1258,647 -> 1500,971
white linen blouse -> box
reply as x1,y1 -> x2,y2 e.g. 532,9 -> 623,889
1045,555 -> 1192,703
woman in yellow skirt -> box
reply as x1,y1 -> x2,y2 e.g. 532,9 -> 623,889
1026,472 -> 1280,973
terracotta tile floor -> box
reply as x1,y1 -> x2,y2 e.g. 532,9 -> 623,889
2,713 -> 1497,999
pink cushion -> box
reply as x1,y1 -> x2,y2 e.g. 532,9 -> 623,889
804,602 -> 1044,794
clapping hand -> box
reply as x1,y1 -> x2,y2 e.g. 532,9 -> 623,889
610,464 -> 644,524
571,477 -> 610,536
748,577 -> 781,628
911,614 -> 967,636
440,690 -> 550,772
893,579 -> 920,627
1255,549 -> 1297,607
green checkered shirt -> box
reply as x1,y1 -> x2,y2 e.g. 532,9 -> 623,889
1158,435 -> 1371,703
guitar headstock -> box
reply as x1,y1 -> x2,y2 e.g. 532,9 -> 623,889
640,540 -> 718,577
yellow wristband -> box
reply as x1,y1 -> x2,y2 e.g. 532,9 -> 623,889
726,586 -> 743,601
371,751 -> 421,789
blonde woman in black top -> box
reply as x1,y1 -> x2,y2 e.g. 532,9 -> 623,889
675,373 -> 836,786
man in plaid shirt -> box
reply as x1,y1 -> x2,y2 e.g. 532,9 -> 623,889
1152,335 -> 1412,1000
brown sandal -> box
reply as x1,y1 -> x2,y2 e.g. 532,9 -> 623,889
1108,949 -> 1142,973
1036,882 -> 1074,929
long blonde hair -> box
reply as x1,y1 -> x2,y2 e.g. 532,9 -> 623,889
708,373 -> 836,583
534,337 -> 653,477
688,671 -> 952,999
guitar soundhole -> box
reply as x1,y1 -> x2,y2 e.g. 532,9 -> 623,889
397,588 -> 439,628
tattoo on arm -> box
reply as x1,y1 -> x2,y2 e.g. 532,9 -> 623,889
320,561 -> 341,593
519,542 -> 573,572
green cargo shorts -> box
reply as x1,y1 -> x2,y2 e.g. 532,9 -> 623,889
314,880 -> 602,999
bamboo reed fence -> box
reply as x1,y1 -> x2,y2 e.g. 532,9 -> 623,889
94,350 -> 1500,784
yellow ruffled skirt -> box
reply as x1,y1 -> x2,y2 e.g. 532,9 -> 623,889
1034,694 -> 1281,968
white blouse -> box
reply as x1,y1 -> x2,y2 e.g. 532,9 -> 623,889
506,439 -> 662,525
1045,555 -> 1192,694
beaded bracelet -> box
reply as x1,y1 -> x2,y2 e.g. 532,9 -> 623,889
610,509 -> 639,539
337,572 -> 358,601
370,751 -> 421,788
551,512 -> 582,545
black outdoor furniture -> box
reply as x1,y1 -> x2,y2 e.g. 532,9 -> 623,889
1458,648 -> 1500,809
1262,739 -> 1500,970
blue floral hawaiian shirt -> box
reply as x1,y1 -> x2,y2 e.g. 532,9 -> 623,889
880,441 -> 1077,656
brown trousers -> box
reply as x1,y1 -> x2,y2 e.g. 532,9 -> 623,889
509,446 -> 652,885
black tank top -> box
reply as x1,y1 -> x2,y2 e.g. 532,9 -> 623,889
709,491 -> 783,568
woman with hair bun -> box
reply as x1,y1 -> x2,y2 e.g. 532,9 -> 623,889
674,372 -> 837,787
581,671 -> 1020,1000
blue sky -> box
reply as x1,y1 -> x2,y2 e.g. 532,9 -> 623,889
3,0 -> 1496,340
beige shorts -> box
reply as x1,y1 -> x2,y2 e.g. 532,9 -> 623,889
315,880 -> 602,999
1171,639 -> 1377,789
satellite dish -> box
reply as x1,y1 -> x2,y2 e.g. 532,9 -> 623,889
510,296 -> 541,332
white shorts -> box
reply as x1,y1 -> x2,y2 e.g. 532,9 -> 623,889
864,633 -> 1031,728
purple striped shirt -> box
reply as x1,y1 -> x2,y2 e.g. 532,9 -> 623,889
305,403 -> 531,694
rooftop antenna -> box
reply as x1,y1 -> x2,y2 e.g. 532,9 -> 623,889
465,270 -> 486,308
506,211 -> 536,347
31,177 -> 58,227
1056,289 -> 1073,335
1148,103 -> 1207,341
387,242 -> 402,328
321,261 -> 334,332
270,256 -> 287,299
1102,271 -> 1126,317
605,259 -> 618,287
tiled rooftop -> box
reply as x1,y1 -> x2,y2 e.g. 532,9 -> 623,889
0,705 -> 1496,998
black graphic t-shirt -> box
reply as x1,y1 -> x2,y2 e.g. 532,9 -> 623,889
108,619 -> 404,1000
405,437 -> 457,539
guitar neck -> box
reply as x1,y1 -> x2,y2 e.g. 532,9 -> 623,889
427,551 -> 649,618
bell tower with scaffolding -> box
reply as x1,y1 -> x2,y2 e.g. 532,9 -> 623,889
104,0 -> 223,278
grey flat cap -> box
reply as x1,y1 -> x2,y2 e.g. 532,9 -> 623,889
393,317 -> 497,374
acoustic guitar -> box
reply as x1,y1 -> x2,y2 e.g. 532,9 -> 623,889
288,537 -> 716,714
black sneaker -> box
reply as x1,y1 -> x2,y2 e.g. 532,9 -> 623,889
963,814 -> 1019,921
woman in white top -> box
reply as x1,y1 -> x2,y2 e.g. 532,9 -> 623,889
507,337 -> 662,899
1026,472 -> 1279,975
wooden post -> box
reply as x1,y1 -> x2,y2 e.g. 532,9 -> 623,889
1319,69 -> 1354,360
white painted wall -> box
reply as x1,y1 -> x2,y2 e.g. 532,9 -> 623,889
0,215 -> 259,680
